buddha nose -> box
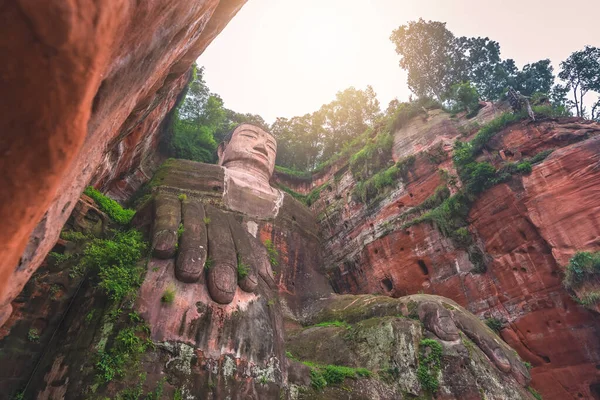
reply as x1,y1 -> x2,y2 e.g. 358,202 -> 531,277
254,141 -> 268,156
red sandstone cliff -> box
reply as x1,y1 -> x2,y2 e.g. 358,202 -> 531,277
0,0 -> 248,327
275,106 -> 600,400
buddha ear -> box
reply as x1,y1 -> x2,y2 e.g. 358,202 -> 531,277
217,142 -> 227,165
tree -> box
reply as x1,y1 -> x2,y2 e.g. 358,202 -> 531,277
213,109 -> 269,144
390,20 -> 556,102
390,19 -> 458,100
455,37 -> 502,100
169,66 -> 226,163
319,86 -> 381,160
447,82 -> 480,114
513,59 -> 555,97
558,46 -> 600,117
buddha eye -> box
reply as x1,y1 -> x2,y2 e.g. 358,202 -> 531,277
240,133 -> 257,139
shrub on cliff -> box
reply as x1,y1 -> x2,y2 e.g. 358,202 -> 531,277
84,187 -> 135,225
563,252 -> 600,305
447,82 -> 480,115
78,229 -> 147,302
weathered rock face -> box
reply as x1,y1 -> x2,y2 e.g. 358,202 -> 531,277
0,0 -> 248,328
0,159 -> 535,399
297,107 -> 600,400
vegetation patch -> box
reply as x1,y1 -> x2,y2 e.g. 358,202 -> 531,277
95,324 -> 153,384
77,229 -> 147,302
484,317 -> 504,333
353,155 -> 416,204
263,239 -> 280,267
528,386 -> 543,400
274,165 -> 312,181
27,328 -> 40,343
302,361 -> 371,390
563,251 -> 600,306
161,286 -> 176,304
237,255 -> 250,279
84,187 -> 135,225
60,230 -> 91,242
308,320 -> 352,330
417,338 -> 443,394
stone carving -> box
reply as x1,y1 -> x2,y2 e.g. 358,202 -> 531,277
151,124 -> 282,304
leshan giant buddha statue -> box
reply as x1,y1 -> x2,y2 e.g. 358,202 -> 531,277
130,123 -> 534,399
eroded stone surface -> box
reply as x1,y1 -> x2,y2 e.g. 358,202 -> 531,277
0,0 -> 248,328
290,112 -> 600,399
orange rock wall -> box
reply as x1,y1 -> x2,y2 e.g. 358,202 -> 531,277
0,0 -> 248,327
293,109 -> 600,400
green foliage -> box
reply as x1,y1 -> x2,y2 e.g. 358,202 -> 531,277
274,86 -> 381,171
86,310 -> 96,323
559,46 -> 600,118
417,339 -> 443,393
48,251 -> 75,266
177,223 -> 184,239
462,162 -> 497,194
204,257 -> 213,270
60,230 -> 90,242
203,216 -> 211,225
349,131 -> 394,180
310,320 -> 352,330
524,361 -> 532,370
237,255 -> 250,279
563,252 -> 600,306
274,165 -> 312,180
528,387 -> 543,400
27,328 -> 40,343
264,239 -> 279,267
309,368 -> 327,390
447,82 -> 480,114
485,318 -> 504,333
276,183 -> 309,205
168,66 -> 224,163
529,149 -> 554,164
516,161 -> 532,174
84,187 -> 135,225
470,112 -> 524,155
353,155 -> 416,204
116,372 -> 146,400
49,284 -> 60,298
173,389 -> 184,400
390,19 -> 556,102
305,185 -> 325,207
304,362 -> 371,390
405,192 -> 471,240
78,229 -> 147,302
161,286 -> 176,304
95,327 -> 151,384
388,97 -> 441,133
178,193 -> 187,201
404,186 -> 451,217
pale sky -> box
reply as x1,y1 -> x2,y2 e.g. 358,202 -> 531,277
199,0 -> 600,123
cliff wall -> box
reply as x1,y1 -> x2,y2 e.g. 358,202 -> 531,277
280,106 -> 600,400
0,0 -> 248,327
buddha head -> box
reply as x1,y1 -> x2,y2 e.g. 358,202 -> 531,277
217,124 -> 277,179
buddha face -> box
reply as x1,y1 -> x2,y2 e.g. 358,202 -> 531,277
218,124 -> 277,177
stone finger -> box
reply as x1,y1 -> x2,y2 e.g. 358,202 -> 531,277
227,215 -> 259,293
205,206 -> 237,304
152,193 -> 181,259
175,199 -> 207,283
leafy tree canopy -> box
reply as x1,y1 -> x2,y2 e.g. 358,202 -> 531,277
390,19 -> 556,102
558,46 -> 600,118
